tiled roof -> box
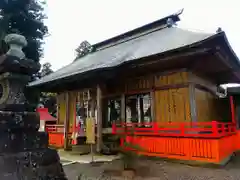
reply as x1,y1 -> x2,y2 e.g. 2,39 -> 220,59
29,25 -> 214,87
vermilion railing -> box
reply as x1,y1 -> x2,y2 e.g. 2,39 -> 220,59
45,124 -> 79,147
112,121 -> 236,138
45,124 -> 80,133
45,125 -> 65,133
112,121 -> 239,164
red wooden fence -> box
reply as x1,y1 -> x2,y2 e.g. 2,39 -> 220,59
112,121 -> 239,164
45,124 -> 78,148
112,121 -> 236,138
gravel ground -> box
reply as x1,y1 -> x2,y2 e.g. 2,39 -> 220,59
63,155 -> 240,180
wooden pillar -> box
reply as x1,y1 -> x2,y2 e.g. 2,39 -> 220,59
121,94 -> 126,122
90,93 -> 95,118
64,92 -> 70,150
189,84 -> 197,122
96,85 -> 102,153
56,93 -> 63,124
150,76 -> 156,122
230,95 -> 236,124
150,91 -> 155,122
139,97 -> 144,123
56,93 -> 59,124
71,92 -> 77,145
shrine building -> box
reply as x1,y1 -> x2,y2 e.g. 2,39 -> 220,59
29,11 -> 240,164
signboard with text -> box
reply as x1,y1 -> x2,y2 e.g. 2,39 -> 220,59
86,117 -> 95,144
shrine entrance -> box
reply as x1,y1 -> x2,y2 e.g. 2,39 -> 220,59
74,89 -> 97,145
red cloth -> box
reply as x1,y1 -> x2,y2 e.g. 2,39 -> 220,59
36,108 -> 57,121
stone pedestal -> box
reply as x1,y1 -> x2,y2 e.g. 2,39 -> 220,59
0,34 -> 67,179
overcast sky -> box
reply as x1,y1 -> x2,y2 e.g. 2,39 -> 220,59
42,0 -> 240,71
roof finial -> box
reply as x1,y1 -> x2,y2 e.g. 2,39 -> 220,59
175,8 -> 184,16
167,18 -> 176,27
216,27 -> 223,33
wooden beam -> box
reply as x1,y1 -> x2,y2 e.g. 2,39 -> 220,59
64,92 -> 70,150
96,85 -> 102,153
121,94 -> 126,122
56,93 -> 60,124
230,96 -> 236,124
90,92 -> 95,118
150,76 -> 155,122
127,48 -> 211,69
150,91 -> 155,122
71,92 -> 77,145
189,84 -> 197,122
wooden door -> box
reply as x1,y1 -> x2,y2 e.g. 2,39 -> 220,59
155,87 -> 191,123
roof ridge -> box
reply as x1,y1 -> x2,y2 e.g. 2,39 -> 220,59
96,26 -> 216,52
95,24 -> 170,51
92,11 -> 182,51
178,27 -> 215,36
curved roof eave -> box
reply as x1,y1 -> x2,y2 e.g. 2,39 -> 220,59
221,32 -> 240,68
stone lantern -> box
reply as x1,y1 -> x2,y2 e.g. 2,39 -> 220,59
0,34 -> 67,179
5,33 -> 27,60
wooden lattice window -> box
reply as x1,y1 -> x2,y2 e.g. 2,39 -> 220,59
125,93 -> 152,126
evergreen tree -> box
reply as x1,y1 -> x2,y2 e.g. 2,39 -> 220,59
37,62 -> 56,116
0,0 -> 48,61
39,62 -> 53,77
74,40 -> 93,60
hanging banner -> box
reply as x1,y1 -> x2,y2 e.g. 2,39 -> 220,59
86,117 -> 95,144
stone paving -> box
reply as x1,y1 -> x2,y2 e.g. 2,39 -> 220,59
58,149 -> 120,164
62,155 -> 240,180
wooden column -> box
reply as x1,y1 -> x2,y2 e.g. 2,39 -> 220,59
64,92 -> 70,150
89,89 -> 95,118
230,96 -> 236,124
150,91 -> 155,122
56,94 -> 59,124
150,76 -> 156,122
96,85 -> 102,153
139,97 -> 144,123
121,94 -> 126,122
189,84 -> 197,122
71,92 -> 77,145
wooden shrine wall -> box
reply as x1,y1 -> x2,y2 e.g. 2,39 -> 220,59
194,88 -> 219,122
103,70 -> 189,95
154,71 -> 191,123
154,87 -> 191,123
102,75 -> 152,97
55,69 -> 228,125
103,70 -> 192,123
68,92 -> 77,127
124,75 -> 152,93
57,91 -> 77,126
194,88 -> 230,122
190,73 -> 230,122
188,72 -> 218,92
56,93 -> 66,124
154,71 -> 189,87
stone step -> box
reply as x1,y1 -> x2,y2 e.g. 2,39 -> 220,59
71,145 -> 93,155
